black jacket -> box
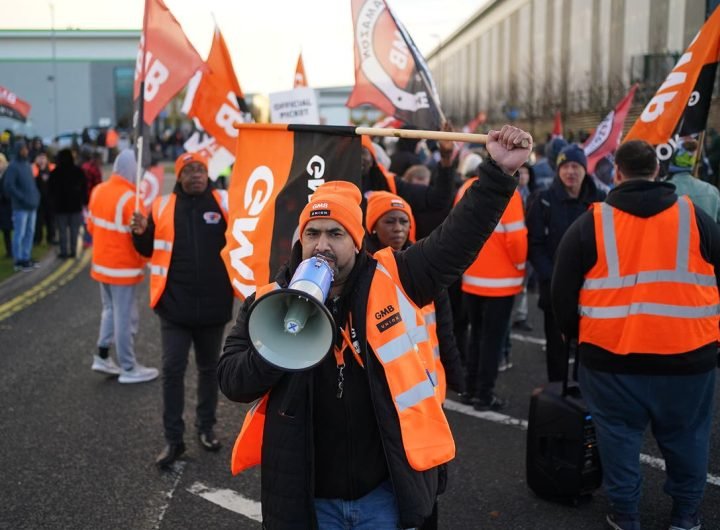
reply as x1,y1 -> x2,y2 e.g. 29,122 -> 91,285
218,160 -> 517,529
364,164 -> 457,239
551,179 -> 720,375
526,175 -> 606,309
48,151 -> 87,214
132,183 -> 234,327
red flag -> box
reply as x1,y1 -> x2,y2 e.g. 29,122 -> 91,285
583,84 -> 638,174
294,53 -> 308,88
551,111 -> 563,138
133,0 -> 205,125
347,0 -> 443,130
0,85 -> 31,122
625,6 -> 720,145
139,165 -> 165,208
221,124 -> 361,298
183,26 -> 247,153
463,112 -> 486,133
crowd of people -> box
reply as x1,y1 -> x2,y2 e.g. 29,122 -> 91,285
3,116 -> 720,529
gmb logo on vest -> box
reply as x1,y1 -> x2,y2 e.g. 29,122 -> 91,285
375,304 -> 402,332
203,211 -> 222,224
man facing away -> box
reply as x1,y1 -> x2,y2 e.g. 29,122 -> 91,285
87,149 -> 158,383
131,152 -> 234,468
218,125 -> 532,529
551,140 -> 719,530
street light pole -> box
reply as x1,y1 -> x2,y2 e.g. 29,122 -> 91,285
49,2 -> 59,138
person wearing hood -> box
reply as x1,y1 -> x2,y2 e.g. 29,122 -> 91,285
3,139 -> 40,272
131,152 -> 234,468
49,149 -> 87,258
87,148 -> 159,384
526,143 -> 606,382
666,138 -> 720,224
551,140 -> 720,530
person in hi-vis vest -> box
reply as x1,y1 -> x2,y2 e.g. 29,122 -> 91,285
218,125 -> 532,529
86,149 -> 158,383
131,151 -> 234,469
552,140 -> 720,530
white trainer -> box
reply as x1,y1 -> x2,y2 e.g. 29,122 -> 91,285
118,364 -> 159,384
91,355 -> 121,376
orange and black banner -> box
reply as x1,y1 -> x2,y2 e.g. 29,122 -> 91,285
625,5 -> 720,148
346,0 -> 443,130
221,124 -> 361,299
0,85 -> 31,123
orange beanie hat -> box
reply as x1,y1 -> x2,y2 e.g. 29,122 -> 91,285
174,151 -> 208,177
365,191 -> 416,243
298,181 -> 365,249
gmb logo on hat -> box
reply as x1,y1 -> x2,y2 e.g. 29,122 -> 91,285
557,153 -> 567,164
390,200 -> 405,208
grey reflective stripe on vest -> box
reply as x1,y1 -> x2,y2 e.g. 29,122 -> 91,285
424,312 -> 436,326
395,377 -> 436,412
92,263 -> 143,278
582,198 -> 713,290
374,262 -> 431,364
462,274 -> 524,288
432,345 -> 440,359
580,302 -> 720,319
150,265 -> 168,277
153,239 -> 173,252
91,190 -> 133,233
156,195 -> 172,219
494,220 -> 525,233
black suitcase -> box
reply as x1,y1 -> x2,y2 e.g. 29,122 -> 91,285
525,341 -> 602,503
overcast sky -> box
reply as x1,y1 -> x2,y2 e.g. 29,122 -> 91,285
4,0 -> 489,93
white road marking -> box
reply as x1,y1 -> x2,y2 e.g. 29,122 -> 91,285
510,332 -> 546,346
187,481 -> 263,522
154,461 -> 187,529
446,398 -> 720,488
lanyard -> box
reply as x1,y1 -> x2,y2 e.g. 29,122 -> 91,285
333,313 -> 363,399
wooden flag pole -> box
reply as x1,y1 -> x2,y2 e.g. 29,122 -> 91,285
134,135 -> 144,211
355,127 -> 530,149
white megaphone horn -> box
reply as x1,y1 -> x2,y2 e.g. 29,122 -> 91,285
247,256 -> 336,371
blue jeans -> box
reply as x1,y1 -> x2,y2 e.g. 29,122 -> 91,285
97,283 -> 140,371
11,209 -> 36,263
579,365 -> 716,518
315,480 -> 403,529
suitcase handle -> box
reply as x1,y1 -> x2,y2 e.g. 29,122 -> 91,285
562,338 -> 579,398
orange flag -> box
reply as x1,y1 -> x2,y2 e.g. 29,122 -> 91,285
133,0 -> 204,125
183,26 -> 247,153
551,111 -> 563,139
625,6 -> 720,144
221,124 -> 361,299
294,53 -> 308,88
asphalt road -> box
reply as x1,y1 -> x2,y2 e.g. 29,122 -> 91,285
1,257 -> 719,530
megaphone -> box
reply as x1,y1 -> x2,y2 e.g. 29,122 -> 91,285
247,256 -> 336,371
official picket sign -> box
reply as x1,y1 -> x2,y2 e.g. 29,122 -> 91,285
269,87 -> 320,125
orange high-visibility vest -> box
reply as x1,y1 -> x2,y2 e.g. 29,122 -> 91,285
87,174 -> 146,285
579,198 -> 720,355
230,282 -> 278,475
368,247 -> 455,470
32,163 -> 55,177
230,250 -> 456,475
421,303 -> 447,402
456,179 -> 527,297
148,189 -> 228,308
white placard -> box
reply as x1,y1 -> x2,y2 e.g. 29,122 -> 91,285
269,87 -> 320,124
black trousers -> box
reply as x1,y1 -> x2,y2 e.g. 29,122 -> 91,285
464,294 -> 515,400
160,318 -> 225,444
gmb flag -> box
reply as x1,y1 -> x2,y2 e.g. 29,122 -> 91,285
624,5 -> 720,162
133,0 -> 204,126
0,85 -> 31,122
347,0 -> 443,130
221,124 -> 361,299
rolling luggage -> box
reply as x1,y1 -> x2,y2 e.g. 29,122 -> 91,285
525,340 -> 602,503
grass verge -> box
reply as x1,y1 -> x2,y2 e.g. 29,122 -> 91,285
0,241 -> 52,284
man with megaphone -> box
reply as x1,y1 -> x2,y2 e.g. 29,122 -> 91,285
218,125 -> 533,529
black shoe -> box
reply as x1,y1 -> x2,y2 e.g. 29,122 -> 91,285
512,320 -> 533,332
198,431 -> 222,452
474,394 -> 506,412
155,442 -> 186,468
457,393 -> 478,406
